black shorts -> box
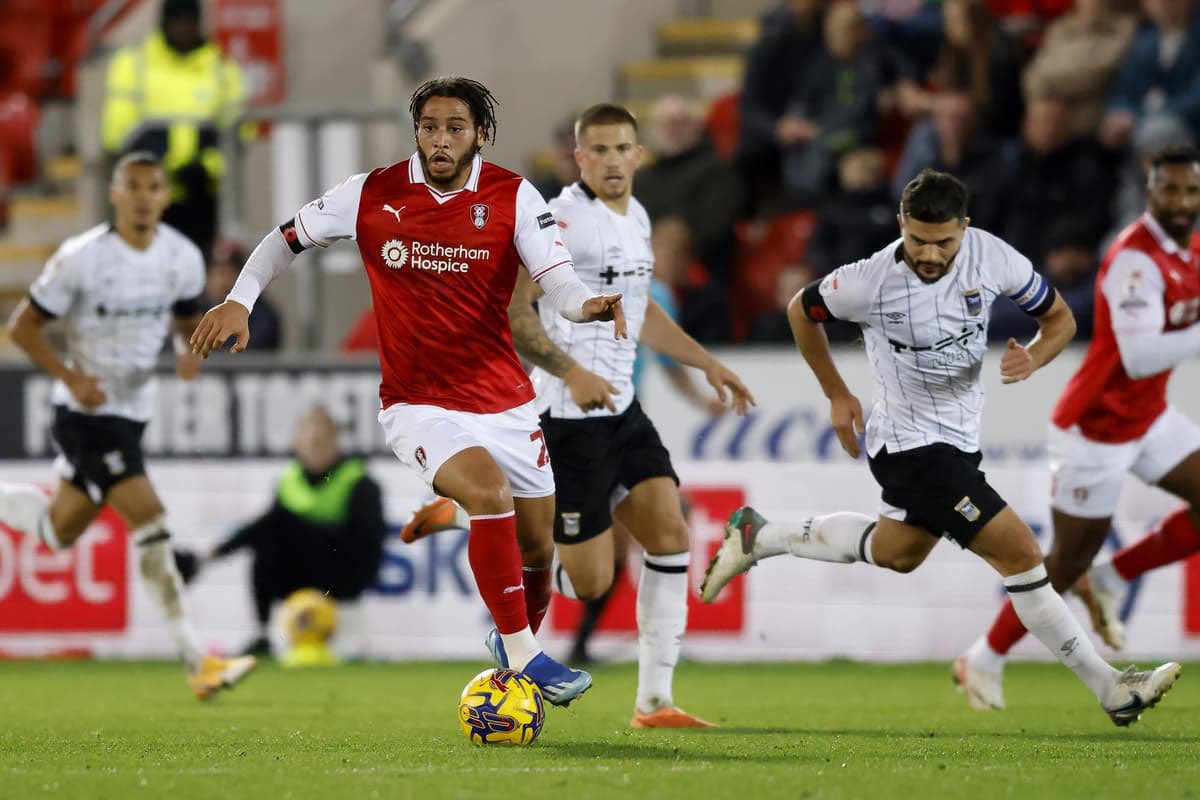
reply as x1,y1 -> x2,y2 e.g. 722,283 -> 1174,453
867,443 -> 1006,549
50,406 -> 148,503
541,399 -> 678,544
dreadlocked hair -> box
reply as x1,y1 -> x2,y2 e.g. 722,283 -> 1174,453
408,76 -> 499,147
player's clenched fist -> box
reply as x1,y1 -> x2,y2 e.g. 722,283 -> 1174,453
581,293 -> 627,339
191,301 -> 250,357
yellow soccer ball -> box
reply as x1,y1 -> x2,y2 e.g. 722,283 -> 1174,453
458,668 -> 545,746
282,588 -> 338,646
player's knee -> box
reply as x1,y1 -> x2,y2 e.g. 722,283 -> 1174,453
571,568 -> 614,602
458,481 -> 513,517
643,517 -> 689,555
517,536 -> 554,569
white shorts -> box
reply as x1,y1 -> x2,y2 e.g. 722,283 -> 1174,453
378,400 -> 555,498
1048,406 -> 1200,518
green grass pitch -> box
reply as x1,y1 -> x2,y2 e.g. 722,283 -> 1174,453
1,660 -> 1196,799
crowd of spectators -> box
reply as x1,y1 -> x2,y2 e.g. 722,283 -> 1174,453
599,0 -> 1200,345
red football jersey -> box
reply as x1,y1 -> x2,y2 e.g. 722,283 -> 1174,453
288,154 -> 572,414
1052,213 -> 1200,442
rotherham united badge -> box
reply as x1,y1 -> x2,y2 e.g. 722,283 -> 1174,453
470,204 -> 490,229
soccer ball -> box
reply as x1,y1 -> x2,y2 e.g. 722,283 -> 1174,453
458,668 -> 545,746
282,588 -> 337,645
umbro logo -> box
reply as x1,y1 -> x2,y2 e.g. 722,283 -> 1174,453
382,203 -> 406,222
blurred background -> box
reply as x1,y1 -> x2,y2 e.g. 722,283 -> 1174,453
0,0 -> 1199,667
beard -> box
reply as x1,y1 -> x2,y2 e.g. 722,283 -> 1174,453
418,147 -> 475,190
1159,211 -> 1199,241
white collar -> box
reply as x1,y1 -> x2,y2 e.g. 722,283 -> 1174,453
408,152 -> 483,195
1142,210 -> 1192,261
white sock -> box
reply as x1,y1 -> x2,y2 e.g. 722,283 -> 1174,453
0,482 -> 60,550
552,553 -> 580,600
500,626 -> 539,672
1089,559 -> 1128,595
133,517 -> 204,670
752,512 -> 877,565
1004,564 -> 1117,703
636,551 -> 689,713
965,634 -> 1006,676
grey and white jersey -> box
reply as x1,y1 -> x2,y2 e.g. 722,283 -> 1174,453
29,223 -> 206,421
532,182 -> 654,419
813,228 -> 1051,456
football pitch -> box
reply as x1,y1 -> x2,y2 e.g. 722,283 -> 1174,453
1,660 -> 1197,799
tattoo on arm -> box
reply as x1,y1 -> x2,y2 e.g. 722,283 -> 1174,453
508,300 -> 577,378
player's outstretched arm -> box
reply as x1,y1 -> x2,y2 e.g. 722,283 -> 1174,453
1001,290 -> 1075,385
6,298 -> 106,408
641,299 -> 755,415
509,270 -> 619,412
532,260 -> 628,339
787,290 -> 863,458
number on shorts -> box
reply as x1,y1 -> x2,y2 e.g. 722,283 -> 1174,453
529,430 -> 549,468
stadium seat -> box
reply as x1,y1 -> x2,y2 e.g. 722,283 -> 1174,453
705,90 -> 741,162
730,210 -> 815,340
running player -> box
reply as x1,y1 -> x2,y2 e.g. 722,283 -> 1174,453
956,145 -> 1200,707
190,77 -> 623,706
701,169 -> 1182,726
0,152 -> 256,699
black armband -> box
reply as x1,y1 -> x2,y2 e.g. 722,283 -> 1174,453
799,278 -> 840,323
279,218 -> 307,254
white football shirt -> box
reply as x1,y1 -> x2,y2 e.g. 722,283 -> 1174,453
532,182 -> 654,419
29,223 -> 206,421
812,227 -> 1050,456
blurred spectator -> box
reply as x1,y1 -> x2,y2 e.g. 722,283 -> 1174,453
736,0 -> 829,209
989,217 -> 1099,340
806,147 -> 897,275
532,120 -> 579,202
901,0 -> 1024,139
999,94 -> 1113,262
205,241 -> 283,351
638,95 -> 742,279
181,407 -> 386,657
102,0 -> 246,258
1023,0 -> 1136,138
1102,0 -> 1200,151
867,0 -> 946,76
778,3 -> 900,203
652,216 -> 729,343
892,91 -> 1008,231
747,265 -> 816,343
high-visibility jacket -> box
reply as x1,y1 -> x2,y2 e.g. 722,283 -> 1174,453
102,32 -> 245,198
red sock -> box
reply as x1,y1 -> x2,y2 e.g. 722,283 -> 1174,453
985,598 -> 1028,655
466,512 -> 529,635
1112,507 -> 1200,581
523,566 -> 552,634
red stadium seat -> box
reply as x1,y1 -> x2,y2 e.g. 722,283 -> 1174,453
705,91 -> 741,162
0,92 -> 40,185
730,210 -> 816,340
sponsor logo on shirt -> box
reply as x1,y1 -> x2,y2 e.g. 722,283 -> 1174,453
382,203 -> 405,222
380,240 -> 490,274
536,212 -> 555,230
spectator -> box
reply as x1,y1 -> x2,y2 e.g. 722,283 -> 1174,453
205,241 -> 283,351
999,94 -> 1113,262
806,147 -> 897,276
901,0 -> 1024,139
778,2 -> 899,203
101,0 -> 247,258
989,218 -> 1099,341
652,216 -> 729,343
747,265 -> 816,343
1102,0 -> 1200,151
736,0 -> 829,207
532,120 -> 580,202
638,95 -> 742,279
1023,0 -> 1137,138
180,407 -> 386,657
892,90 -> 1008,231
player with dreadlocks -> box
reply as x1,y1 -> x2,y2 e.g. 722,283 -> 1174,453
192,76 -> 624,705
